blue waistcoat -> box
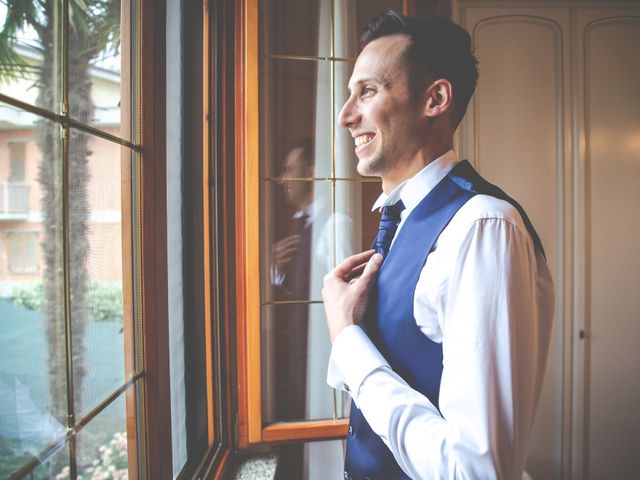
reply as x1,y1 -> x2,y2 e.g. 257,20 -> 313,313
344,160 -> 544,480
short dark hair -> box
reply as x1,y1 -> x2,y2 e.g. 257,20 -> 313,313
286,137 -> 314,168
361,11 -> 479,127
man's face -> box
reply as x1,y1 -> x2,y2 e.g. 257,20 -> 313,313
279,147 -> 313,209
338,34 -> 425,178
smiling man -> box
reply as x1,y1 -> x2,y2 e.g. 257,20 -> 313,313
322,12 -> 554,480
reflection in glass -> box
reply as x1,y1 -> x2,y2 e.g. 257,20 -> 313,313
0,110 -> 66,476
262,58 -> 332,179
262,177 -> 337,303
68,1 -> 127,140
261,0 -> 329,58
278,438 -> 346,480
0,1 -> 62,111
262,304 -> 349,424
71,132 -> 125,417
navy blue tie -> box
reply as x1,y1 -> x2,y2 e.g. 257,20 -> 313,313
372,200 -> 405,257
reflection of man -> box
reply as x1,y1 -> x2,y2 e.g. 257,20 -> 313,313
322,13 -> 554,479
272,143 -> 314,303
272,143 -> 315,426
272,141 -> 355,478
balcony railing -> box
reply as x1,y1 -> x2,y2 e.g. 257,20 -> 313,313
0,182 -> 30,218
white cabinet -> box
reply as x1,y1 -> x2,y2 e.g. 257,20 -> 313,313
454,1 -> 640,478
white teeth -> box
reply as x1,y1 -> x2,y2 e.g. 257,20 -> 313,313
355,134 -> 374,147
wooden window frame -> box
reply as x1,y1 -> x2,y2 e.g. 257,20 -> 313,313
233,0 -> 425,448
139,0 -> 232,477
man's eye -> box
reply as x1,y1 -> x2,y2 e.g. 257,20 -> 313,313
361,86 -> 375,98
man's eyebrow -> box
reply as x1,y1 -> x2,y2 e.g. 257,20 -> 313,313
347,76 -> 382,93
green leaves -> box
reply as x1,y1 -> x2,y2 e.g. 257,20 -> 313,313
0,0 -> 121,82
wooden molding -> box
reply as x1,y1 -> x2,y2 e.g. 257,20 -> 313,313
139,0 -> 172,476
202,0 -> 216,446
263,420 -> 349,443
235,0 -> 262,447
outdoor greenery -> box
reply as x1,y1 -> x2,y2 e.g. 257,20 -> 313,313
11,281 -> 123,323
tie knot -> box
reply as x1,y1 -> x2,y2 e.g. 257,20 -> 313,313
372,200 -> 405,257
381,200 -> 405,222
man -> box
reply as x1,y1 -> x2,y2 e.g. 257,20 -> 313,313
322,12 -> 554,480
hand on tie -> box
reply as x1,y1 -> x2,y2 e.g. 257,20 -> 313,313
322,250 -> 383,342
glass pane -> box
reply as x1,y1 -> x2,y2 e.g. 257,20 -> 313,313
261,58 -> 332,179
262,0 -> 330,58
334,60 -> 360,179
279,438 -> 347,480
358,180 -> 383,250
261,180 -> 333,303
355,0 -> 403,41
0,111 -> 66,473
334,181 -> 362,261
70,131 -> 125,417
67,1 -> 127,141
0,1 -> 63,111
76,394 -> 128,478
18,437 -> 70,480
262,304 -> 347,423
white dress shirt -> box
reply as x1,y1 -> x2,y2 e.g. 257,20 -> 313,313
327,150 -> 555,479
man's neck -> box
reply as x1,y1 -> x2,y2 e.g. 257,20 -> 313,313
381,143 -> 453,194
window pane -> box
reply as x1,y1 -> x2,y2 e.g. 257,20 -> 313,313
262,304 -> 348,423
355,0 -> 403,40
23,438 -> 70,480
262,180 -> 334,304
354,180 -> 384,249
76,393 -> 128,478
69,131 -> 125,417
277,438 -> 346,480
0,1 -> 63,111
0,112 -> 66,475
67,1 -> 128,141
261,58 -> 332,179
261,0 -> 329,58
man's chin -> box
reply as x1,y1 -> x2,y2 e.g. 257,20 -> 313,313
356,158 -> 382,178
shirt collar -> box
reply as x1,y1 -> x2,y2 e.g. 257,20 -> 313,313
371,150 -> 460,213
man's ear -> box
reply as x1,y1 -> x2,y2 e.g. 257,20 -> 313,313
424,79 -> 453,119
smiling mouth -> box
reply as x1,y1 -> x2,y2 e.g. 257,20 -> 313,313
354,134 -> 375,150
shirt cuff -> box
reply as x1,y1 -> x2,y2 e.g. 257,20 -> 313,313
270,265 -> 285,286
326,325 -> 389,403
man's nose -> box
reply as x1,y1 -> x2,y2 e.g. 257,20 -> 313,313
338,95 -> 359,129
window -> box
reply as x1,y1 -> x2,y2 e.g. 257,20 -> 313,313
8,141 -> 26,182
6,230 -> 38,274
1,0 -> 235,478
235,0 -> 434,457
0,1 -> 140,477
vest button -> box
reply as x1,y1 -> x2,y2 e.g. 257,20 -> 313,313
348,425 -> 353,436
343,470 -> 350,480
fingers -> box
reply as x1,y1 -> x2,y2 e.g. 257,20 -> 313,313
275,235 -> 301,250
358,253 -> 383,290
346,262 -> 367,282
332,249 -> 376,278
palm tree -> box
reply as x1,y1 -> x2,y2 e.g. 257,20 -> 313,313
0,0 -> 120,472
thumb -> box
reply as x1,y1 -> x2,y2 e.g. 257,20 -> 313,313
358,253 -> 383,289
